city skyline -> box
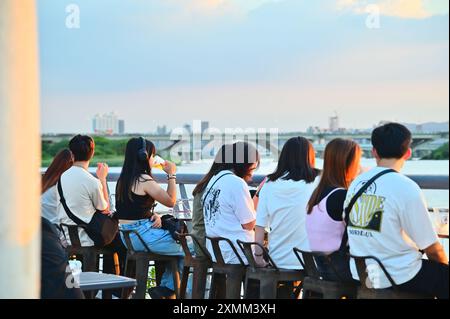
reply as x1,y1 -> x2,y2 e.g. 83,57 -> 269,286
38,0 -> 449,133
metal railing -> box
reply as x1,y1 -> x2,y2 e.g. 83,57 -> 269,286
106,173 -> 449,212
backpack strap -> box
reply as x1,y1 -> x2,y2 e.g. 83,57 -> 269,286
339,169 -> 397,251
201,172 -> 233,205
57,177 -> 87,226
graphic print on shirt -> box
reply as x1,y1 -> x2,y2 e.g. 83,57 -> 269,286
348,180 -> 385,233
204,188 -> 221,227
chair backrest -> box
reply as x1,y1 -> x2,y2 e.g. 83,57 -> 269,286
60,223 -> 86,247
236,240 -> 279,270
206,236 -> 245,266
292,248 -> 321,279
119,229 -> 152,254
178,233 -> 213,262
350,255 -> 398,288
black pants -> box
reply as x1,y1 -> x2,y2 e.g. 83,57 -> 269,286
398,259 -> 449,299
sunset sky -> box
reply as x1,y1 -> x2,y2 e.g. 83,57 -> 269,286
37,0 -> 449,133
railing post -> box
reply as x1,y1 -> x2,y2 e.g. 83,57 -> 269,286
0,0 -> 41,298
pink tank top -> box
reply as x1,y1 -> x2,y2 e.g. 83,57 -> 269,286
306,188 -> 346,253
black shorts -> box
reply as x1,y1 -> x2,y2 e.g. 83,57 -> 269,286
398,259 -> 449,299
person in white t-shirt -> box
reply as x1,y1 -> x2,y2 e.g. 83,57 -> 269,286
346,123 -> 448,298
255,137 -> 320,269
197,142 -> 260,265
41,149 -> 74,224
57,135 -> 111,247
57,135 -> 127,287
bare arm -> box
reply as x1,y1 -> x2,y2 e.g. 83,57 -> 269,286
144,161 -> 178,208
99,178 -> 110,212
255,226 -> 265,253
254,226 -> 267,267
241,219 -> 256,231
424,242 -> 448,265
96,163 -> 110,213
144,179 -> 177,208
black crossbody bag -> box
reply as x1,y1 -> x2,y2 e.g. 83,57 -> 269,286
57,177 -> 119,247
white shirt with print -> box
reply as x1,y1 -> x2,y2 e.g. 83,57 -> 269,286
256,176 -> 319,269
57,166 -> 109,247
346,167 -> 439,288
202,170 -> 256,264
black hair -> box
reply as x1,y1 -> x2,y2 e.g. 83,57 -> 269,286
193,142 -> 260,196
267,136 -> 319,183
116,137 -> 156,203
68,135 -> 95,162
371,123 -> 412,159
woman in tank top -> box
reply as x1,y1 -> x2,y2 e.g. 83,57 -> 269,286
306,138 -> 362,282
115,137 -> 183,298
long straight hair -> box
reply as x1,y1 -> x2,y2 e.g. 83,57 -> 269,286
192,142 -> 260,196
267,136 -> 319,183
307,138 -> 361,214
116,138 -> 156,203
42,149 -> 74,194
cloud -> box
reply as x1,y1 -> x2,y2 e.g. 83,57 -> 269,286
337,0 -> 449,19
166,0 -> 282,17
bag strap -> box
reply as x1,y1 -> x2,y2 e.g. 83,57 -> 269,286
201,172 -> 233,205
57,177 -> 87,226
339,168 -> 397,251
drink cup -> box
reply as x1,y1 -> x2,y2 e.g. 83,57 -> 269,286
152,155 -> 166,170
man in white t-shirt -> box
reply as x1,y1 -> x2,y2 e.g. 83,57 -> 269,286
57,135 -> 110,247
346,123 -> 448,298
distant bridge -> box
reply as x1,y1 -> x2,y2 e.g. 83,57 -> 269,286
42,131 -> 449,160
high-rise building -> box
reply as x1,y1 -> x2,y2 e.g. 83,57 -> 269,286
201,121 -> 209,134
329,113 -> 339,132
92,112 -> 123,135
183,124 -> 192,134
156,125 -> 168,135
118,120 -> 125,134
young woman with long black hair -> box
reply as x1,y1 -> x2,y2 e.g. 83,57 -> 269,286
115,137 -> 184,298
192,142 -> 260,264
254,136 -> 320,269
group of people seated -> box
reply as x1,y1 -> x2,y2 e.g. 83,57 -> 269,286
40,122 -> 449,299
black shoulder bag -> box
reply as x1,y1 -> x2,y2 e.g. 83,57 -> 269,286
338,169 -> 397,252
57,177 -> 119,247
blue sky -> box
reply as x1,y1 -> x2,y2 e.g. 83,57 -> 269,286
37,0 -> 449,133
